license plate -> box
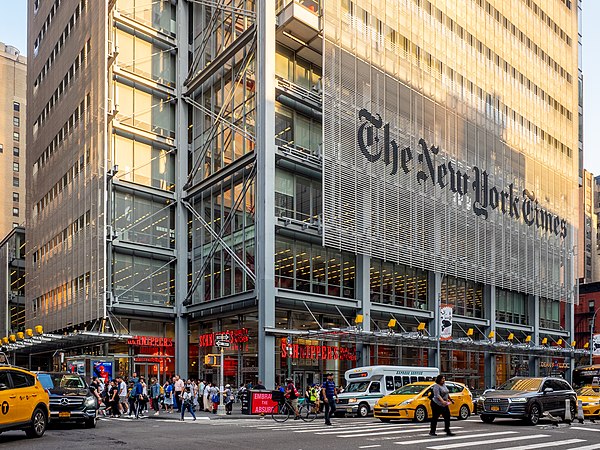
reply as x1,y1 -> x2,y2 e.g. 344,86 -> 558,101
381,408 -> 388,413
346,407 -> 353,413
490,406 -> 499,411
59,411 -> 71,418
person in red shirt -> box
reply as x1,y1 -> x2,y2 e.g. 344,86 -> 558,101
285,378 -> 300,420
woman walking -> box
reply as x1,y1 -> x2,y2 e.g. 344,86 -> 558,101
180,386 -> 197,421
429,375 -> 456,437
163,380 -> 174,413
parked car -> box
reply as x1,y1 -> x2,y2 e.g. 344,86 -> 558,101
373,381 -> 473,423
36,372 -> 97,428
0,363 -> 50,438
576,386 -> 600,419
478,376 -> 576,425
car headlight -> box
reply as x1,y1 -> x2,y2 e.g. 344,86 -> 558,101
400,398 -> 415,405
85,396 -> 96,406
479,396 -> 486,402
349,398 -> 358,403
509,397 -> 528,403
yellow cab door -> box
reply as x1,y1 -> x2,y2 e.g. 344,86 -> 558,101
0,370 -> 17,426
446,383 -> 461,416
8,370 -> 37,423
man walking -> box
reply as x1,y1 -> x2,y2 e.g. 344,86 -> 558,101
150,378 -> 161,415
174,375 -> 185,412
118,376 -> 128,415
321,373 -> 337,426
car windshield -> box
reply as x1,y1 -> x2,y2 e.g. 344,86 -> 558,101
576,387 -> 600,396
497,378 -> 542,391
345,381 -> 370,393
37,373 -> 86,390
391,384 -> 428,395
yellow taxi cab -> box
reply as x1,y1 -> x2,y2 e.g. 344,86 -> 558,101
576,386 -> 600,419
373,381 -> 473,423
0,354 -> 50,438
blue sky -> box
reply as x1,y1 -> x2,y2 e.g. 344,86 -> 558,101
1,1 -> 599,175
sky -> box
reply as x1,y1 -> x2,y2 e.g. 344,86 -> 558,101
1,1 -> 599,174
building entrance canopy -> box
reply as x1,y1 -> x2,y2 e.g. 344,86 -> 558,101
0,331 -> 133,356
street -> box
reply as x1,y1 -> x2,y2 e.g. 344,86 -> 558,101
1,413 -> 600,450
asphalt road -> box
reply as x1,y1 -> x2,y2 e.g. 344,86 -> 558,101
2,413 -> 600,450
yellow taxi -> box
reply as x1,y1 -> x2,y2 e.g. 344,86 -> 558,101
0,356 -> 50,438
576,386 -> 600,419
373,381 -> 473,423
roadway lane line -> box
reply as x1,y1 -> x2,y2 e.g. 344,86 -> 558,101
336,427 -> 464,438
394,431 -> 518,445
564,445 -> 600,450
313,425 -> 431,435
494,439 -> 586,450
570,426 -> 600,432
425,434 -> 551,450
358,446 -> 381,449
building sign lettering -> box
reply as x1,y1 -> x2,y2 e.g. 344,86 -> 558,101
358,108 -> 568,238
199,328 -> 249,348
280,338 -> 356,361
127,336 -> 173,347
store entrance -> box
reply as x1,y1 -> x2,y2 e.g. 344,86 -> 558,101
293,371 -> 319,392
135,362 -> 161,383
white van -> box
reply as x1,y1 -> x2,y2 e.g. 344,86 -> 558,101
337,365 -> 439,417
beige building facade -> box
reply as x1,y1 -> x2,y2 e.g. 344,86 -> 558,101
0,43 -> 26,239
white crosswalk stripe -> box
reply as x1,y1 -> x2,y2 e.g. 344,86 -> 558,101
394,430 -> 518,445
424,434 -> 550,450
337,427 -> 464,438
564,445 -> 600,450
314,424 -> 430,435
494,439 -> 587,450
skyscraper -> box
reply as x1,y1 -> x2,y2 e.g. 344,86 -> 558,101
24,0 -> 582,388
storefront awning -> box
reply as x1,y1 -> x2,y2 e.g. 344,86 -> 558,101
0,331 -> 133,356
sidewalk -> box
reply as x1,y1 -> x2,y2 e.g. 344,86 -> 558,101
144,406 -> 281,421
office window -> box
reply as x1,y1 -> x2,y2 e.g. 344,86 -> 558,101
13,162 -> 19,172
12,177 -> 19,187
13,102 -> 20,112
0,144 -> 3,153
13,117 -> 19,127
13,132 -> 19,142
12,193 -> 19,202
12,208 -> 19,217
12,223 -> 18,229
13,147 -> 19,157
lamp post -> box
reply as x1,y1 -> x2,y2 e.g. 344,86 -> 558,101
590,307 -> 600,366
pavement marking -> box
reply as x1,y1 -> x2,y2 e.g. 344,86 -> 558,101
358,446 -> 381,449
425,434 -> 551,450
394,431 -> 518,445
494,439 -> 587,450
314,424 -> 432,435
564,445 -> 600,450
336,427 -> 463,438
368,430 -> 468,441
570,426 -> 600,433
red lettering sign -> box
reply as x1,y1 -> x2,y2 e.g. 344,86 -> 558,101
198,328 -> 249,347
127,336 -> 174,347
280,338 -> 356,361
251,392 -> 278,414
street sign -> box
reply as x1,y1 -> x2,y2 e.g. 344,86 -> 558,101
215,334 -> 231,341
215,340 -> 230,347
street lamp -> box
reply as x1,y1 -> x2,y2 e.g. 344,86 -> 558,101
590,307 -> 600,366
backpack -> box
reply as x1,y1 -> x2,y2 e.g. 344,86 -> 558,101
160,385 -> 165,395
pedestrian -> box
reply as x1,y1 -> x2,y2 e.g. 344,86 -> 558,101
203,382 -> 212,412
321,373 -> 337,426
285,378 -> 300,420
174,375 -> 185,412
118,377 -> 128,415
210,383 -> 220,414
198,379 -> 205,411
140,377 -> 149,415
254,380 -> 266,390
429,375 -> 455,437
163,380 -> 174,413
224,384 -> 234,415
180,386 -> 197,421
109,380 -> 120,417
130,371 -> 139,384
127,381 -> 137,417
150,378 -> 161,415
132,378 -> 144,419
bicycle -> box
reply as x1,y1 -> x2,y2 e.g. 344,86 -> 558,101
270,399 -> 317,423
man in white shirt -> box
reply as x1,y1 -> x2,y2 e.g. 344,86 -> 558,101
118,376 -> 128,414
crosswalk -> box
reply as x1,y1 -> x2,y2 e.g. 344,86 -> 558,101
239,418 -> 600,449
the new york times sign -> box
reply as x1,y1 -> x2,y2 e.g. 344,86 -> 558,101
357,108 -> 568,238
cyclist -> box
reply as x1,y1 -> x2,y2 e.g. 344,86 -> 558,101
285,378 -> 300,420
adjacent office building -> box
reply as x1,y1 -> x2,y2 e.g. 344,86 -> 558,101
24,0 -> 583,389
0,43 -> 26,238
579,169 -> 595,282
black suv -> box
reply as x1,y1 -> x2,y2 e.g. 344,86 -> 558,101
478,377 -> 576,425
36,372 -> 98,428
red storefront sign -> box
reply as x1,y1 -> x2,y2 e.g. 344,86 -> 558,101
199,328 -> 249,347
127,336 -> 173,347
280,338 -> 357,361
251,392 -> 278,414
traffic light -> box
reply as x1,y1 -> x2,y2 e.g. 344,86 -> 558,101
204,354 -> 219,366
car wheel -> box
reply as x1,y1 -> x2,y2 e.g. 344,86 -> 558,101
480,414 -> 495,424
414,405 -> 427,423
357,403 -> 370,418
84,417 -> 97,428
527,403 -> 541,425
25,408 -> 47,438
458,404 -> 470,420
379,418 -> 391,423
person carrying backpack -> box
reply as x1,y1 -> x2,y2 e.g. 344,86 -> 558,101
285,378 -> 300,420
